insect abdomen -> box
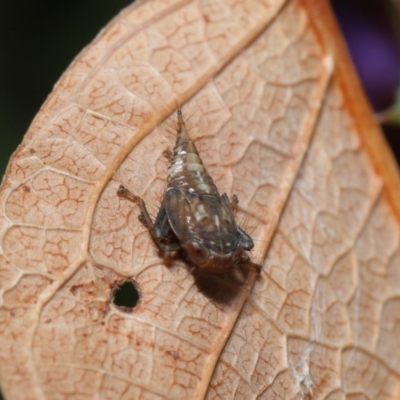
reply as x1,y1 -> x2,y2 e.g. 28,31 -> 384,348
167,111 -> 218,196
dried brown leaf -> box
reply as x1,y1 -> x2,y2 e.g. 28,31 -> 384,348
1,0 -> 400,399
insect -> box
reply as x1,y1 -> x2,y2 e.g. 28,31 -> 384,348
118,109 -> 258,274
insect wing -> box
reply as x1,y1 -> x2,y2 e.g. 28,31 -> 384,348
220,193 -> 254,250
220,193 -> 236,222
164,187 -> 195,241
165,188 -> 238,241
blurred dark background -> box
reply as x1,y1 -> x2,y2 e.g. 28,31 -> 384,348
0,0 -> 133,178
1,0 -> 400,180
332,0 -> 400,159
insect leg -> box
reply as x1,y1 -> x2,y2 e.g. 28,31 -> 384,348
248,261 -> 262,274
152,201 -> 181,252
238,258 -> 262,275
117,185 -> 139,202
153,201 -> 170,239
162,149 -> 173,160
117,185 -> 151,227
118,185 -> 179,252
230,194 -> 239,212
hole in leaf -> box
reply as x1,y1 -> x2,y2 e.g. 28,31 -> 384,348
112,279 -> 140,311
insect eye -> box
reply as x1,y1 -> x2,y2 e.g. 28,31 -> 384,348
186,240 -> 210,266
